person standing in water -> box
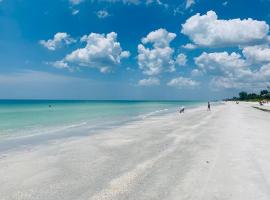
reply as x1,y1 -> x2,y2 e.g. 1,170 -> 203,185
207,102 -> 211,111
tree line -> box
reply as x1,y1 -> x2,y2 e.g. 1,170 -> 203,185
226,90 -> 270,101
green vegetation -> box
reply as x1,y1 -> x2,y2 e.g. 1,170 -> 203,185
226,89 -> 270,101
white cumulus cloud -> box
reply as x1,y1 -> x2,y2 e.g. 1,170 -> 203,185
242,45 -> 270,64
50,60 -> 72,71
195,51 -> 248,77
181,10 -> 269,47
137,28 -> 176,76
167,76 -> 199,88
57,32 -> 129,73
176,53 -> 187,66
194,51 -> 270,89
40,32 -> 76,51
191,69 -> 203,76
141,28 -> 176,48
138,77 -> 160,86
182,43 -> 197,50
210,75 -> 270,90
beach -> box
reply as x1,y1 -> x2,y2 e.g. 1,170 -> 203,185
1,102 -> 270,200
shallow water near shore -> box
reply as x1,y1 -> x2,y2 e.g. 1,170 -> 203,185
0,100 -> 206,142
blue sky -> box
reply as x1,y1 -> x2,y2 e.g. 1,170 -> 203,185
0,0 -> 270,100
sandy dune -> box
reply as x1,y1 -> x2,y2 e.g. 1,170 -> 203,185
1,103 -> 270,200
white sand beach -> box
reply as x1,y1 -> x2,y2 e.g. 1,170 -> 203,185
246,101 -> 270,112
1,102 -> 270,200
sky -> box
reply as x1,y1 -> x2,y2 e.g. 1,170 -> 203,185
0,0 -> 270,100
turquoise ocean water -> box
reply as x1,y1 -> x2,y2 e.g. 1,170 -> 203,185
0,100 -> 205,142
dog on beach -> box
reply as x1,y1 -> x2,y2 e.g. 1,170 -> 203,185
179,107 -> 185,114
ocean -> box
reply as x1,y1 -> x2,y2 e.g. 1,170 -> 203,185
0,100 -> 206,150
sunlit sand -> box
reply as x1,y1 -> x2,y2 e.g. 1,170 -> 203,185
1,102 -> 270,200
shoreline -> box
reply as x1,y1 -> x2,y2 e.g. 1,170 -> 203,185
0,103 -> 209,154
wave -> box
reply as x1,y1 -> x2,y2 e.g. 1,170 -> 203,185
138,109 -> 169,119
1,121 -> 89,141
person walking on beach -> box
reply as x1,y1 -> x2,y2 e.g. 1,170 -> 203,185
207,102 -> 211,111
